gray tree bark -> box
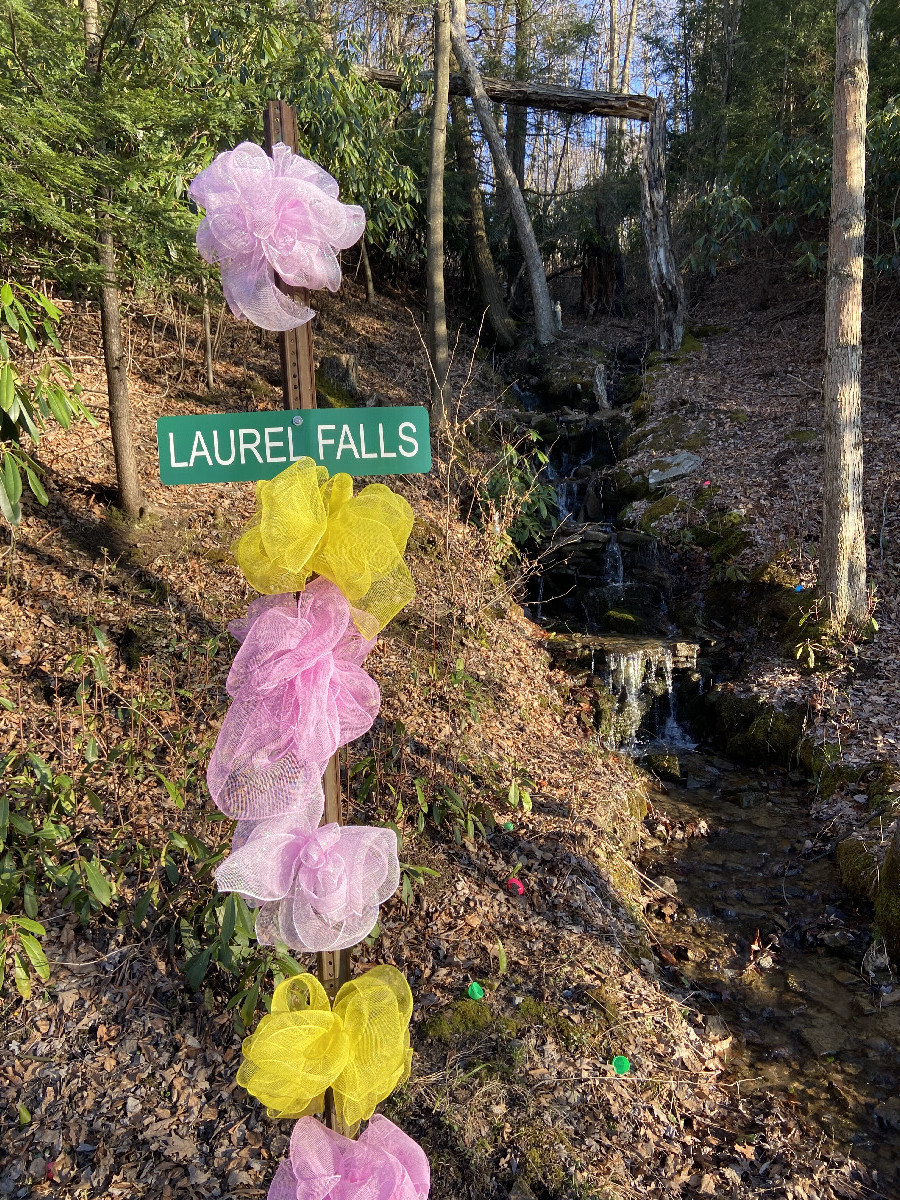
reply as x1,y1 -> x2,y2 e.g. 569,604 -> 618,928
449,0 -> 555,345
427,0 -> 452,425
820,0 -> 869,630
359,237 -> 376,305
97,231 -> 143,517
81,0 -> 144,516
450,96 -> 517,349
638,99 -> 686,351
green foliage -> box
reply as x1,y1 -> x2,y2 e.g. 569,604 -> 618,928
475,434 -> 557,550
0,283 -> 94,526
0,0 -> 422,298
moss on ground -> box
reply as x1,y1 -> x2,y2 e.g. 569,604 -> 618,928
640,494 -> 679,531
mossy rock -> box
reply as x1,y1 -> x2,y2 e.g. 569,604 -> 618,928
785,428 -> 819,444
589,685 -> 617,739
709,528 -> 750,563
609,467 -> 650,503
874,830 -> 900,962
689,323 -> 729,337
727,707 -> 804,766
727,410 -> 749,425
837,835 -> 881,903
673,332 -> 702,357
616,373 -> 644,407
315,373 -> 358,409
643,752 -> 681,782
640,494 -> 679,532
867,764 -> 900,815
706,689 -> 806,768
631,392 -> 653,424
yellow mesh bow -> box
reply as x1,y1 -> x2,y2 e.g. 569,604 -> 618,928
233,458 -> 415,638
236,966 -> 413,1130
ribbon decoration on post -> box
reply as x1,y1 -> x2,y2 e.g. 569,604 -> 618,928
182,100 -> 432,1193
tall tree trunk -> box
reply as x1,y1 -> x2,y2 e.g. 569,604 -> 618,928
427,0 -> 452,426
505,0 -> 529,286
619,0 -> 639,92
450,96 -> 517,349
449,0 -> 555,345
820,0 -> 869,630
359,237 -> 376,305
606,0 -> 621,170
81,0 -> 143,516
638,99 -> 686,351
97,231 -> 143,517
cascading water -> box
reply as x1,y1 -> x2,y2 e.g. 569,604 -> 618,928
535,357 -> 701,752
603,644 -> 695,751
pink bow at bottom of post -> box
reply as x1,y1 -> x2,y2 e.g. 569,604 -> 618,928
268,1115 -> 430,1200
215,816 -> 400,953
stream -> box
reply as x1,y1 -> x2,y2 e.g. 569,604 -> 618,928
526,348 -> 900,1187
641,755 -> 900,1185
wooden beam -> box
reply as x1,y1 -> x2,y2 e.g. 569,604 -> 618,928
360,65 -> 655,121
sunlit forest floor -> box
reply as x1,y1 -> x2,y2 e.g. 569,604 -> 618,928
0,270 -> 893,1198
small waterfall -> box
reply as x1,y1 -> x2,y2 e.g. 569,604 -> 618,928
603,536 -> 624,601
604,644 -> 697,751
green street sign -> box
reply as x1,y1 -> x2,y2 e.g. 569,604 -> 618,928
157,406 -> 431,485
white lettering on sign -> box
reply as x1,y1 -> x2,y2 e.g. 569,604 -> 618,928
169,432 -> 189,468
336,425 -> 359,459
189,431 -> 214,468
398,421 -> 419,457
317,424 -> 336,458
378,425 -> 397,458
358,424 -> 378,459
213,429 -> 236,465
264,427 -> 287,463
239,428 -> 264,464
289,425 -> 304,461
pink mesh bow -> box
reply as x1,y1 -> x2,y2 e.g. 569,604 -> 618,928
208,580 -> 379,820
268,1115 -> 430,1200
214,815 -> 400,952
189,142 -> 366,331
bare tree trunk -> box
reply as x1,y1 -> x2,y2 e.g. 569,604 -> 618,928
427,0 -> 452,426
97,232 -> 143,517
81,0 -> 143,517
450,96 -> 517,349
820,0 -> 869,630
359,237 -> 376,305
202,279 -> 214,391
639,99 -> 686,351
505,0 -> 529,286
620,0 -> 640,92
449,0 -> 555,345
